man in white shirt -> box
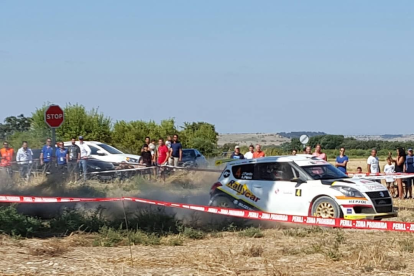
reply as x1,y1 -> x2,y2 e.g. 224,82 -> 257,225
367,149 -> 380,174
244,145 -> 254,159
16,141 -> 33,181
78,136 -> 91,182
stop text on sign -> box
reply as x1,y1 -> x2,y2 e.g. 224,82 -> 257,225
46,114 -> 64,120
44,105 -> 65,128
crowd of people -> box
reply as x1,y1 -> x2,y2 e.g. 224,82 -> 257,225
0,136 -> 92,183
0,134 -> 184,183
230,144 -> 266,160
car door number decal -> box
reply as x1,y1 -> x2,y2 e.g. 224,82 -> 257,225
295,189 -> 302,197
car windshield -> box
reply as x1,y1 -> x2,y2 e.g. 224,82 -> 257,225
96,143 -> 123,154
182,150 -> 196,158
301,164 -> 348,180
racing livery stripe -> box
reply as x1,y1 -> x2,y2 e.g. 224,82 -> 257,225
335,196 -> 368,201
216,187 -> 264,211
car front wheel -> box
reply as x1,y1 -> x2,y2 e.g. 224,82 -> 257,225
311,196 -> 342,218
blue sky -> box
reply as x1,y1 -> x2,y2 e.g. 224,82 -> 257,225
1,1 -> 413,135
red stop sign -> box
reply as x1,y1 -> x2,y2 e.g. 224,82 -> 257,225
44,105 -> 64,128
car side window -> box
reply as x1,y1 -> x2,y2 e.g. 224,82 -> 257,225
89,145 -> 99,155
232,164 -> 255,180
255,162 -> 295,181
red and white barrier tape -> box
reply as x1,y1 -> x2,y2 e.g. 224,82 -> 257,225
0,194 -> 413,232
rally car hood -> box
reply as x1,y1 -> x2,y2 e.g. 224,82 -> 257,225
326,178 -> 387,193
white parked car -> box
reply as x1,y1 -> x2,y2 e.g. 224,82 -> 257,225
209,155 -> 396,220
63,141 -> 141,164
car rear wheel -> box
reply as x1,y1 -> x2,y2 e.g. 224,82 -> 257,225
312,196 -> 342,218
211,196 -> 236,209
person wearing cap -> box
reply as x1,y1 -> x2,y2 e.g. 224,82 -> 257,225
78,136 -> 91,182
404,148 -> 414,199
253,144 -> 266,158
231,146 -> 245,159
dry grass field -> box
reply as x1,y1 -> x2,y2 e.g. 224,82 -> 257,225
1,167 -> 414,275
218,133 -> 290,146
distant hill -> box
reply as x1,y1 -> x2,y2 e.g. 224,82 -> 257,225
278,131 -> 327,139
218,132 -> 414,147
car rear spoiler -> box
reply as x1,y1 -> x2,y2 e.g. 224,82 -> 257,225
214,158 -> 236,166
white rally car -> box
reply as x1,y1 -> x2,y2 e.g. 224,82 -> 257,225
209,155 -> 396,220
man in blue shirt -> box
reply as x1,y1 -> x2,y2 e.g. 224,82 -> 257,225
169,134 -> 182,167
56,141 -> 68,175
40,138 -> 54,174
335,147 -> 349,174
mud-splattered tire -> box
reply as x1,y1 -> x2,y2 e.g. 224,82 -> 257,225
311,196 -> 342,218
211,196 -> 236,209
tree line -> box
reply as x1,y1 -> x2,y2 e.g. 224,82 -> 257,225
0,104 -> 218,156
2,106 -> 413,158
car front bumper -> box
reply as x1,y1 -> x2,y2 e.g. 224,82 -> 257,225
344,212 -> 397,220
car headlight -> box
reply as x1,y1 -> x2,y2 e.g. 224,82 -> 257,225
332,186 -> 365,198
126,157 -> 138,163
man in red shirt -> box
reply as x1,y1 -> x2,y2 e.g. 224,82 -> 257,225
253,144 -> 266,158
157,138 -> 170,165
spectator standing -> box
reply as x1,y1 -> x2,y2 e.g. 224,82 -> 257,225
66,138 -> 81,183
40,138 -> 54,174
367,149 -> 381,184
304,146 -> 312,155
292,149 -> 297,156
404,149 -> 414,199
139,144 -> 152,166
169,134 -> 182,167
157,138 -> 170,165
313,144 -> 327,161
231,146 -> 245,159
0,141 -> 14,178
150,139 -> 157,165
253,144 -> 266,158
244,145 -> 254,159
392,148 -> 405,199
384,157 -> 396,196
78,136 -> 91,182
16,141 -> 33,181
335,147 -> 349,174
141,137 -> 151,152
55,142 -> 67,175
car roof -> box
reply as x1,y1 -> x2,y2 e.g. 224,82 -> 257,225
63,141 -> 101,144
225,155 -> 329,166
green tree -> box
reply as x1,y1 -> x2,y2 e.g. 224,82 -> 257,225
31,104 -> 112,142
179,122 -> 218,156
0,114 -> 32,141
111,119 -> 178,154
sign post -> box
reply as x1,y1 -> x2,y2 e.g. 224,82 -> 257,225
299,134 -> 309,150
44,105 -> 65,151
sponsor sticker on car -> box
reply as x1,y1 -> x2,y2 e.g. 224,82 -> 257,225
226,180 -> 260,202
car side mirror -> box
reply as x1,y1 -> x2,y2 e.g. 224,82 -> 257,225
196,154 -> 201,158
290,178 -> 306,184
96,150 -> 106,156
